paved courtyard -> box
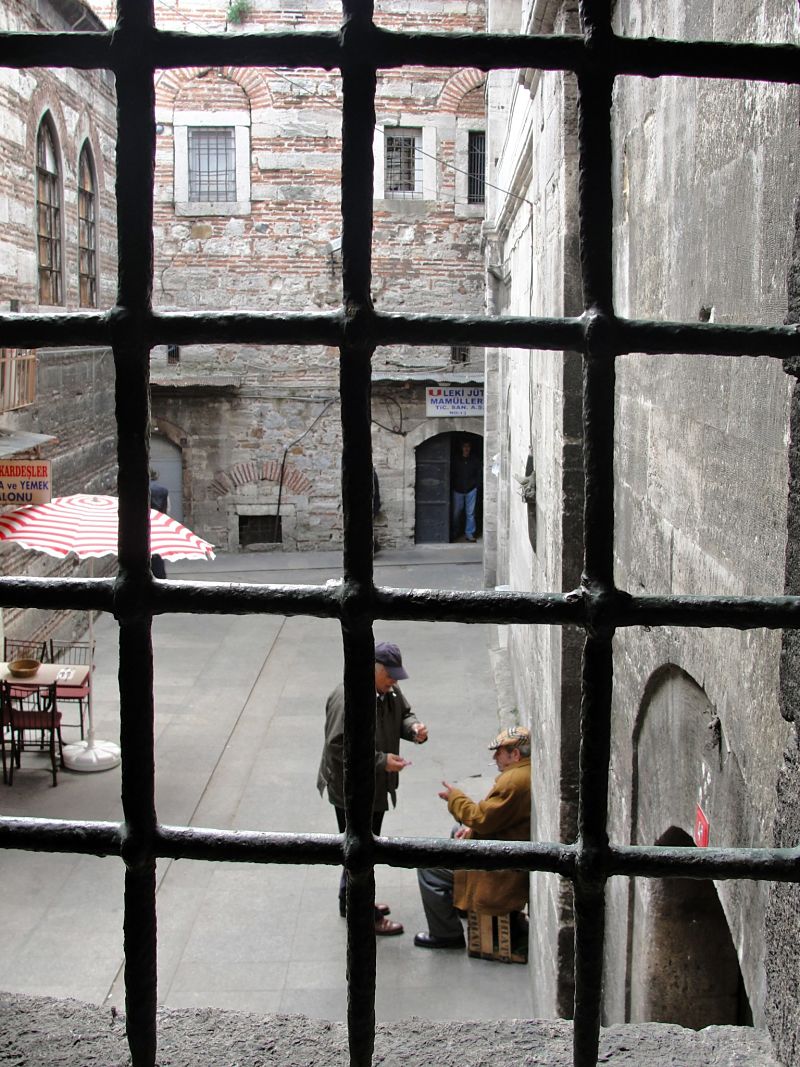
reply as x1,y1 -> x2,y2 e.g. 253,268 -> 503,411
0,545 -> 534,1022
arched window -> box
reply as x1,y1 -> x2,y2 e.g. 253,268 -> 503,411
78,143 -> 97,307
36,115 -> 63,305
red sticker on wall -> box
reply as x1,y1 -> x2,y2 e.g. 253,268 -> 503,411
694,804 -> 709,848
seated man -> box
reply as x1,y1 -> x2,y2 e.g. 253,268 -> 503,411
415,726 -> 531,949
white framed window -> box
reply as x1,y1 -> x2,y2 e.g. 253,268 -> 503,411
173,109 -> 250,216
188,127 -> 236,202
374,124 -> 436,202
385,127 -> 422,199
454,119 -> 486,218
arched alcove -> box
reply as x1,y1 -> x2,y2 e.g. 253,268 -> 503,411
629,666 -> 753,1028
630,826 -> 752,1027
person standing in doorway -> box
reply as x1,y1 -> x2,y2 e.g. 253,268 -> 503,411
149,468 -> 170,579
451,439 -> 481,542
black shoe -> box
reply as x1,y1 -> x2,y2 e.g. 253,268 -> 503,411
413,931 -> 465,950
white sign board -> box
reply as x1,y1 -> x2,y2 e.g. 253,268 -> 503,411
0,461 -> 52,505
426,386 -> 484,418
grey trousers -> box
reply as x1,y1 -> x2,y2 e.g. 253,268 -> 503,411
417,867 -> 464,939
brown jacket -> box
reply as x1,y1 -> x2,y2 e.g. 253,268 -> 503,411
447,757 -> 531,914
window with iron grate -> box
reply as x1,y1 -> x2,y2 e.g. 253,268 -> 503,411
467,130 -> 485,204
385,127 -> 422,199
36,115 -> 62,306
239,514 -> 282,546
188,127 -> 236,202
78,143 -> 97,308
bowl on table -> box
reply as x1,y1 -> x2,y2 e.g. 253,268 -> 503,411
7,658 -> 41,678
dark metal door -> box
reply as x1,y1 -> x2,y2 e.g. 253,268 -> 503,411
414,434 -> 451,542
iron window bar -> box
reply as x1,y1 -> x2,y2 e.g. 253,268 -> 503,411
0,2 -> 799,1067
467,130 -> 485,205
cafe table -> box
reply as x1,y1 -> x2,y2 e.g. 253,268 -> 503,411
0,662 -> 91,689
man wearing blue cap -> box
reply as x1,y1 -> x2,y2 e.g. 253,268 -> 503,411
317,640 -> 428,935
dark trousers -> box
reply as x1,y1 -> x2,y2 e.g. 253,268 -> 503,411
335,807 -> 385,920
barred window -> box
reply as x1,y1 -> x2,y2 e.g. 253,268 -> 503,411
467,130 -> 485,204
188,126 -> 236,202
78,143 -> 97,308
385,127 -> 422,199
36,116 -> 62,305
451,344 -> 470,364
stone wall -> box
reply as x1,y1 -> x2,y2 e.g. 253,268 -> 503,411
483,0 -> 799,1035
483,0 -> 582,1019
0,0 -> 117,644
606,0 -> 798,1028
766,200 -> 800,1065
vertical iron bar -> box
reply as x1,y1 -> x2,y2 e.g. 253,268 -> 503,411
575,3 -> 616,1066
340,3 -> 378,1065
113,1 -> 158,1064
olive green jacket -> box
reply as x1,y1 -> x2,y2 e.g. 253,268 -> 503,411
317,683 -> 421,812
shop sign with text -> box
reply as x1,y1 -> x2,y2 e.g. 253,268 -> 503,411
426,387 -> 484,417
0,461 -> 52,505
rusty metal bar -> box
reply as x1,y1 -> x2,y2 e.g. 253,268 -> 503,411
3,29 -> 799,87
112,0 -> 160,1063
339,3 -> 380,1064
572,3 -> 616,1064
10,577 -> 800,633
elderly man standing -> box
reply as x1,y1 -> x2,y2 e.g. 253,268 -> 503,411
414,726 -> 531,949
317,641 -> 428,936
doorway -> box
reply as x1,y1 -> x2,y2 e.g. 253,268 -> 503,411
414,431 -> 483,543
150,435 -> 183,523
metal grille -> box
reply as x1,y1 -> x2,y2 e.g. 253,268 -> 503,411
0,349 -> 37,412
467,130 -> 485,204
239,513 -> 283,545
36,117 -> 62,306
1,4 -> 799,1067
78,144 -> 97,309
385,128 -> 422,198
188,126 -> 236,202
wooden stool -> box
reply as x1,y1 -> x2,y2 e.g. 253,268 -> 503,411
467,911 -> 528,964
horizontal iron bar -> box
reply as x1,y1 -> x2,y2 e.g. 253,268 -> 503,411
0,30 -> 797,86
2,309 -> 797,359
0,817 -> 121,856
3,578 -> 800,630
2,818 -> 799,884
608,843 -> 800,881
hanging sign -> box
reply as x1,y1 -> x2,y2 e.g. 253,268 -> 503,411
426,386 -> 484,417
0,461 -> 52,505
694,804 -> 709,848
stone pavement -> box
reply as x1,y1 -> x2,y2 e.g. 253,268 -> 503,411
0,544 -> 533,1023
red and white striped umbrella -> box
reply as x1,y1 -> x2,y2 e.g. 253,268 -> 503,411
0,493 -> 215,561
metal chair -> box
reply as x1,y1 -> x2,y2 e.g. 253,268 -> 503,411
3,637 -> 51,717
48,639 -> 94,739
3,637 -> 49,663
3,680 -> 65,787
0,682 -> 12,785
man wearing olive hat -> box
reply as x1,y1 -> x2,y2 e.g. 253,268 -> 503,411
414,725 -> 531,950
318,641 -> 428,935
